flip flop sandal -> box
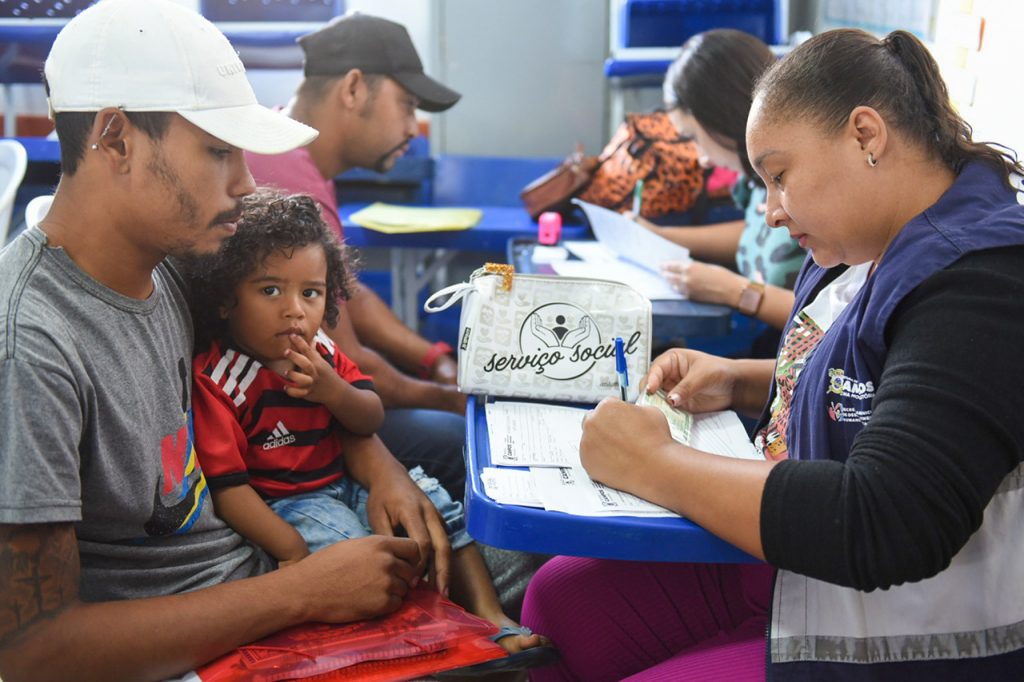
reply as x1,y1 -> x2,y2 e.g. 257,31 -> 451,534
433,625 -> 560,678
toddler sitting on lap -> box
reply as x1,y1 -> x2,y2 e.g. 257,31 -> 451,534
186,190 -> 549,665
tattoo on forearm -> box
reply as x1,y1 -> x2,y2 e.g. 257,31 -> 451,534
0,525 -> 79,648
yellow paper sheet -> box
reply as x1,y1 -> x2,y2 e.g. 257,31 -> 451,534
348,202 -> 482,234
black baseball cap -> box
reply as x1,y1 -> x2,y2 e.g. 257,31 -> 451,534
298,13 -> 461,113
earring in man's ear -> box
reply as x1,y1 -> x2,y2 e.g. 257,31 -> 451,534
91,114 -> 116,151
867,152 -> 878,167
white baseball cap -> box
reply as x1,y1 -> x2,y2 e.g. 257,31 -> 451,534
44,0 -> 317,155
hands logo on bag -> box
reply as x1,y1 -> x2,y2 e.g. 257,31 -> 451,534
481,302 -> 643,382
424,266 -> 653,402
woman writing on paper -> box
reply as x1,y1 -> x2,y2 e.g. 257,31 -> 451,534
627,29 -> 805,337
522,28 -> 1024,680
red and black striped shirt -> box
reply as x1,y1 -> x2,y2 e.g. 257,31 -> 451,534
192,331 -> 374,498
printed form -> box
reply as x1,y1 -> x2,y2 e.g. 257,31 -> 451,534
482,395 -> 758,517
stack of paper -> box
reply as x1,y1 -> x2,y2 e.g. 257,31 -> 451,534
552,199 -> 691,300
481,395 -> 759,518
348,202 -> 482,234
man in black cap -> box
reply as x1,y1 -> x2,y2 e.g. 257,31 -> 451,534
246,12 -> 467,497
245,13 -> 549,623
299,11 -> 461,165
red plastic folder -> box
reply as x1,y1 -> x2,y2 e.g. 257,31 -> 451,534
196,587 -> 505,681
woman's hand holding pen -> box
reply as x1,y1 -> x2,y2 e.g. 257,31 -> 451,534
580,398 -> 675,497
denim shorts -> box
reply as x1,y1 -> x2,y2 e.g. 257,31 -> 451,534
266,466 -> 472,553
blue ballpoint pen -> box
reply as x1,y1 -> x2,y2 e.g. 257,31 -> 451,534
614,336 -> 629,401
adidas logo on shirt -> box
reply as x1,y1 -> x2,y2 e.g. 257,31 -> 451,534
263,421 -> 296,450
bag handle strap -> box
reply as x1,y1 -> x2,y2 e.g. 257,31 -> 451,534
423,263 -> 516,313
423,282 -> 475,313
596,134 -> 630,165
572,134 -> 627,169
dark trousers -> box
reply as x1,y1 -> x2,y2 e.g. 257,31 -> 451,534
377,407 -> 466,499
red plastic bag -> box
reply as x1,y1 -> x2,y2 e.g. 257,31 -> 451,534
196,587 -> 505,682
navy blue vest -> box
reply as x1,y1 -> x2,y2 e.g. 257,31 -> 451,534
781,162 -> 1024,465
767,162 -> 1024,681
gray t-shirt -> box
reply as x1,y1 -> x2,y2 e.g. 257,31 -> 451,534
0,226 -> 272,601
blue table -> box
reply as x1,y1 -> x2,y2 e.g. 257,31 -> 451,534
339,203 -> 589,329
464,395 -> 757,563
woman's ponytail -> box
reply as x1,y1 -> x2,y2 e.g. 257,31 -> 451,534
755,28 -> 1023,186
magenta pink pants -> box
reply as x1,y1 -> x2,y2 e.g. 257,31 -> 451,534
521,557 -> 773,682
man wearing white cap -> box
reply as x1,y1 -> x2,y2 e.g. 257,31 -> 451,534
0,2 -> 454,679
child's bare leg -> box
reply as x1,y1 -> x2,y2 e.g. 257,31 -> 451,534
449,543 -> 548,654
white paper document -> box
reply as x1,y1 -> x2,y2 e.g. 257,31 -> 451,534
485,401 -> 586,467
531,466 -> 679,517
557,200 -> 692,300
691,411 -> 761,460
571,198 -> 691,272
480,467 -> 544,508
562,240 -> 618,263
551,259 -> 683,300
638,390 -> 759,460
482,399 -> 759,517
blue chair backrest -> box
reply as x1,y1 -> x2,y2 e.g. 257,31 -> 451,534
620,0 -> 782,48
199,0 -> 344,23
334,135 -> 433,205
432,155 -> 562,207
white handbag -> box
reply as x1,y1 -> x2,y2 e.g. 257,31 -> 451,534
424,264 -> 652,403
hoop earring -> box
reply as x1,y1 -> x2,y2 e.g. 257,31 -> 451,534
867,152 -> 878,168
91,114 -> 117,151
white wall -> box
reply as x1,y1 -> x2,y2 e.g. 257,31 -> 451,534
953,0 -> 1022,159
245,0 -> 611,158
817,0 -> 1021,160
432,0 -> 609,157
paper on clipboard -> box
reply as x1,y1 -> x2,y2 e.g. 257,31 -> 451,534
571,198 -> 691,273
482,398 -> 758,518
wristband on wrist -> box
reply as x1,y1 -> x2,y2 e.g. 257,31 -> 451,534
417,341 -> 454,379
736,278 -> 766,316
